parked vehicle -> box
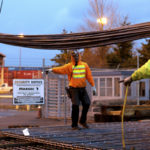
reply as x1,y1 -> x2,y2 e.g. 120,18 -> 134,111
0,83 -> 13,94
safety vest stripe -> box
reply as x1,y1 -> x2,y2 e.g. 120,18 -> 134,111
72,65 -> 85,69
73,69 -> 85,73
73,74 -> 85,78
72,65 -> 86,78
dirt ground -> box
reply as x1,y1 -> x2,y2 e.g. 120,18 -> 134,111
0,98 -> 71,129
0,109 -> 71,129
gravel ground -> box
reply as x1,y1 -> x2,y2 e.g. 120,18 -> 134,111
0,98 -> 71,129
0,109 -> 70,129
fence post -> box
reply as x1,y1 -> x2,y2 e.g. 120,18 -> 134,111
44,73 -> 49,118
16,105 -> 19,110
26,105 -> 30,111
64,75 -> 67,125
58,79 -> 61,118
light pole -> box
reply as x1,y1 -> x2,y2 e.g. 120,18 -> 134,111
18,33 -> 24,70
95,0 -> 107,30
19,47 -> 22,70
97,17 -> 107,30
96,17 -> 108,68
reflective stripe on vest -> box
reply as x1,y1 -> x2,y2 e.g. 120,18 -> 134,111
73,74 -> 85,78
72,65 -> 86,79
73,69 -> 85,73
72,65 -> 85,69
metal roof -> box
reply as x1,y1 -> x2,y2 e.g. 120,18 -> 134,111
0,53 -> 5,57
92,70 -> 135,76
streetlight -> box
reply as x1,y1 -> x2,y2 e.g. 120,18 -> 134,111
18,33 -> 24,38
96,17 -> 108,68
97,17 -> 107,30
97,17 -> 107,24
18,33 -> 24,70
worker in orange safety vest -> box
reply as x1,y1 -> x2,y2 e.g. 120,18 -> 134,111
46,51 -> 96,130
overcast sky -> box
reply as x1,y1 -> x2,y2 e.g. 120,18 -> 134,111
0,0 -> 150,67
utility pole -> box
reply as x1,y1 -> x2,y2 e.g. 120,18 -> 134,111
19,47 -> 22,70
18,34 -> 24,70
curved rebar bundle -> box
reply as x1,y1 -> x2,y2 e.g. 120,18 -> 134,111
0,22 -> 150,50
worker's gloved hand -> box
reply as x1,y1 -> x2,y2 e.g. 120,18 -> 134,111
45,68 -> 52,74
123,76 -> 133,86
92,86 -> 96,96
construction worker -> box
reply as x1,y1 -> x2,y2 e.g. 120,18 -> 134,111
123,59 -> 150,86
46,51 -> 96,130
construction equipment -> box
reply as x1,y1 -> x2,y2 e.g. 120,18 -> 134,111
0,83 -> 13,94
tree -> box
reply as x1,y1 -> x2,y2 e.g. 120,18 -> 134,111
51,29 -> 72,66
81,0 -> 120,31
107,42 -> 134,68
80,0 -> 121,68
138,39 -> 150,66
51,50 -> 72,66
82,48 -> 96,68
106,17 -> 136,68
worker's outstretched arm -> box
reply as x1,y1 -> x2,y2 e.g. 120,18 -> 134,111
122,59 -> 150,86
131,59 -> 150,81
52,63 -> 71,75
45,64 -> 70,75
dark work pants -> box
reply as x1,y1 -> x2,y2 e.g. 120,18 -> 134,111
70,87 -> 90,127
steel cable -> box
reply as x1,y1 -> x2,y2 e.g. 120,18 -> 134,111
0,0 -> 3,14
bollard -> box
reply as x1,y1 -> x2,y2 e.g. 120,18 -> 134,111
26,105 -> 30,111
16,105 -> 19,110
37,105 -> 42,119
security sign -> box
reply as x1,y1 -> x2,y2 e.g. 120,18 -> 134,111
13,79 -> 44,105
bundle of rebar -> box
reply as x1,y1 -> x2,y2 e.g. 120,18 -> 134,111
0,22 -> 150,50
1,131 -> 92,150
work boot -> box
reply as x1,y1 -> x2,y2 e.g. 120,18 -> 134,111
79,123 -> 89,129
72,126 -> 81,130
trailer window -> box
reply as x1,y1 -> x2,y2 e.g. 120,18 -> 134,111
100,78 -> 105,96
114,78 -> 120,96
100,78 -> 112,96
106,78 -> 112,96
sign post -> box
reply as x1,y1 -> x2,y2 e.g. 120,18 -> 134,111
13,79 -> 44,105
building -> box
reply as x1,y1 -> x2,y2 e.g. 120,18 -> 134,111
0,67 -> 43,86
91,69 -> 150,116
92,69 -> 150,104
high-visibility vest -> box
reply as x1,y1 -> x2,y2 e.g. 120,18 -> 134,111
72,65 -> 86,79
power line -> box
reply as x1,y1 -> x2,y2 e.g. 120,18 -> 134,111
0,0 -> 3,14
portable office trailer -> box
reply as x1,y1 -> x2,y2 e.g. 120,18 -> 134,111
43,69 -> 150,118
91,69 -> 150,115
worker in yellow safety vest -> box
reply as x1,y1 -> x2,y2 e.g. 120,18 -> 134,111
123,59 -> 150,86
46,51 -> 96,130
